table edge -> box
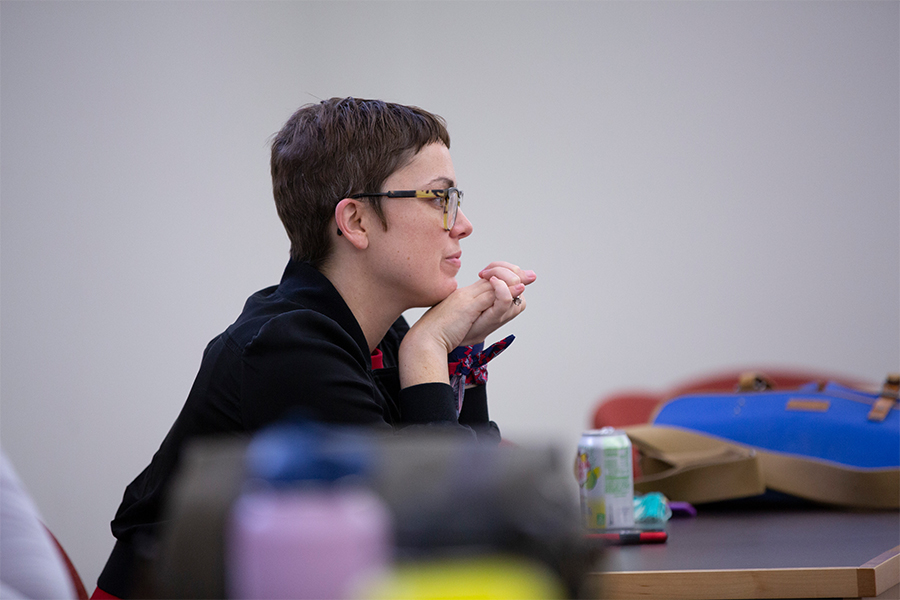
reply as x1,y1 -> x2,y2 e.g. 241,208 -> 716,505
590,546 -> 900,600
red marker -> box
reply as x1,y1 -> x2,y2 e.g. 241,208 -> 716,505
585,530 -> 668,545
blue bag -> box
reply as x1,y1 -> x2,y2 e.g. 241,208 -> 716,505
626,375 -> 899,508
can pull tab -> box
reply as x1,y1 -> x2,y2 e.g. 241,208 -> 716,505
867,373 -> 899,422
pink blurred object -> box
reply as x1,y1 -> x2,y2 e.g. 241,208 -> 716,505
227,487 -> 391,599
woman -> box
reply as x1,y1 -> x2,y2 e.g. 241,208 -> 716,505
94,97 -> 534,598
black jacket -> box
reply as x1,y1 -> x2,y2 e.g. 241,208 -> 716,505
98,261 -> 499,596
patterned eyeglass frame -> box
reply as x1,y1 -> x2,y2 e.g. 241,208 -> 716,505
349,188 -> 463,231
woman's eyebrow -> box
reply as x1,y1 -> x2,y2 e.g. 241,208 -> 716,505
424,176 -> 455,189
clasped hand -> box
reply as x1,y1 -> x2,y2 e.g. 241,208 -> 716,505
397,261 -> 535,388
416,261 -> 536,352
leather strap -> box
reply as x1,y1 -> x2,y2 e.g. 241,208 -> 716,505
736,371 -> 775,392
867,373 -> 899,422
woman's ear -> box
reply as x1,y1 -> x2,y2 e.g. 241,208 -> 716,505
334,198 -> 369,250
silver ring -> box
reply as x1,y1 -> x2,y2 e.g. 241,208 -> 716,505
513,296 -> 522,306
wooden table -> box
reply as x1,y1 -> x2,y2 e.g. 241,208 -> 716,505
589,503 -> 899,599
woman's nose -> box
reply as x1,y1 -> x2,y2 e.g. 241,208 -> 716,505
452,208 -> 473,239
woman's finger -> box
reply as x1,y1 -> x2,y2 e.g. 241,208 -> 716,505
489,276 -> 526,316
479,262 -> 537,287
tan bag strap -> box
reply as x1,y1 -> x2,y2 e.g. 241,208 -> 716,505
736,371 -> 774,392
867,373 -> 899,422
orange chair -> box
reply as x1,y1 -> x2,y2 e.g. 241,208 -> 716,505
591,367 -> 874,430
44,526 -> 89,600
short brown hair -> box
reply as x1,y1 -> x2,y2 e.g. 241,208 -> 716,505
271,97 -> 451,268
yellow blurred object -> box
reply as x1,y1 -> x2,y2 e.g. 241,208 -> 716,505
358,554 -> 566,600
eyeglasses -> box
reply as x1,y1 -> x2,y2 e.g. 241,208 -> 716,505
349,187 -> 463,231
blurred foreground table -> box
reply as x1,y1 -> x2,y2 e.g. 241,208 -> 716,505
589,503 -> 899,599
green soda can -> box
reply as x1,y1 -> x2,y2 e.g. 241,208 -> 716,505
574,427 -> 635,530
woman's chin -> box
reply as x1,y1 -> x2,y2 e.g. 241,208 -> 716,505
423,279 -> 459,307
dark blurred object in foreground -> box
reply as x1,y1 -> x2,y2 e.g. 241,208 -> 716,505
147,422 -> 600,599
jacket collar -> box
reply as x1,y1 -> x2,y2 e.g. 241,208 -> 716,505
276,260 -> 371,367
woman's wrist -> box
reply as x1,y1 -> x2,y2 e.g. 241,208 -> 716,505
398,330 -> 451,389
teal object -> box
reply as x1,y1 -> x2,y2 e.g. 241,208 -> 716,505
634,492 -> 671,525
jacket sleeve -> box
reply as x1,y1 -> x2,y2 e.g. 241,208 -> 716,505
383,317 -> 502,443
459,384 -> 503,444
241,310 -> 500,442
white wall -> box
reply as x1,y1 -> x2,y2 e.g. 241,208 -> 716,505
2,0 -> 897,589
